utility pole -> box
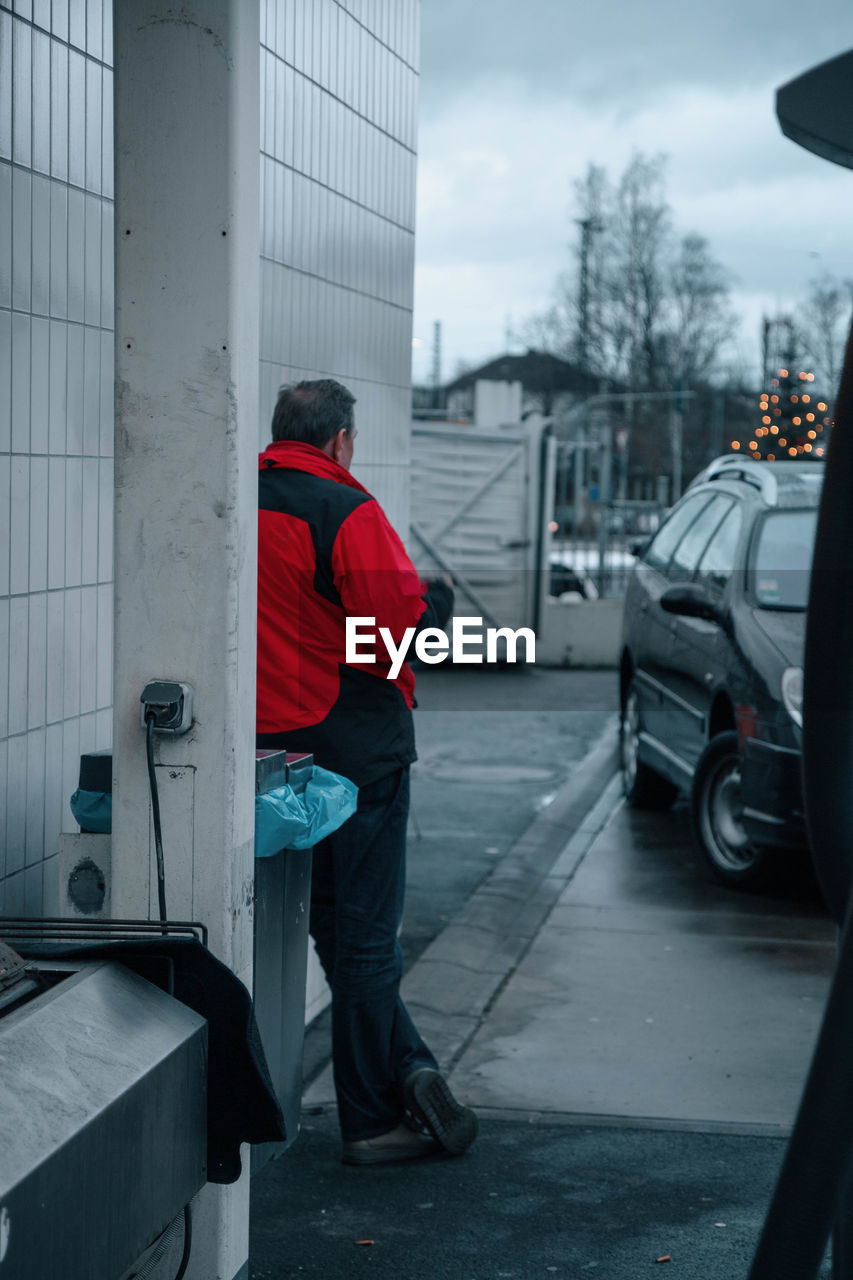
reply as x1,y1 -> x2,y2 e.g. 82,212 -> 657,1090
573,443 -> 584,537
596,425 -> 613,594
711,391 -> 726,459
763,314 -> 796,386
431,320 -> 442,410
761,315 -> 771,387
669,399 -> 683,502
575,217 -> 603,373
670,377 -> 687,501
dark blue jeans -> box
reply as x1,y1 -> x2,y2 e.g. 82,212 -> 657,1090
310,766 -> 438,1141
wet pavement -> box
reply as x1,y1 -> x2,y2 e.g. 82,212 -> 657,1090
251,668 -> 835,1279
449,798 -> 833,1130
403,665 -> 623,968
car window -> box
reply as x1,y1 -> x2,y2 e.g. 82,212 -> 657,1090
643,494 -> 714,572
668,496 -> 733,582
697,502 -> 744,591
752,509 -> 818,609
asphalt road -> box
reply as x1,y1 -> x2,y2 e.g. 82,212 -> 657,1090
405,665 -> 619,966
255,666 -> 835,1280
251,1116 -> 797,1280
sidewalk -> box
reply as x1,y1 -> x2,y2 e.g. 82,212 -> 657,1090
250,687 -> 834,1279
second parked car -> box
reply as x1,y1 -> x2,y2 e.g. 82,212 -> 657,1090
619,454 -> 823,889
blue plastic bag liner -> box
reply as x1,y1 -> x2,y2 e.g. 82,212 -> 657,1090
69,788 -> 113,834
254,766 -> 358,858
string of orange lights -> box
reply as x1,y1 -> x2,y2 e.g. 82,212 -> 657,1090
732,367 -> 831,460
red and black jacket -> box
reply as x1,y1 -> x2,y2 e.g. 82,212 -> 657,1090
256,441 -> 453,787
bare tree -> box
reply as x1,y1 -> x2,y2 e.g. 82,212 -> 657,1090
514,163 -> 609,363
605,154 -> 671,389
797,272 -> 852,394
522,154 -> 736,392
511,303 -> 570,356
572,163 -> 609,370
526,155 -> 672,387
666,232 -> 737,387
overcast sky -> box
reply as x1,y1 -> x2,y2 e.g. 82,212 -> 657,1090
411,0 -> 853,386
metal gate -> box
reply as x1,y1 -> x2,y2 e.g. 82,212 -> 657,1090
410,422 -> 546,631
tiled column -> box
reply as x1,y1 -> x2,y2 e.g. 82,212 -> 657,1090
112,4 -> 259,1278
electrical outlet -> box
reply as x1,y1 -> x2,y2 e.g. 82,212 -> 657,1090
140,681 -> 194,734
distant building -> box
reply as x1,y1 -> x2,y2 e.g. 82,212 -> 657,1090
412,348 -> 754,503
441,350 -> 600,422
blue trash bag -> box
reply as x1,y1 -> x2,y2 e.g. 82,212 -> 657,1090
254,766 -> 358,858
69,788 -> 113,834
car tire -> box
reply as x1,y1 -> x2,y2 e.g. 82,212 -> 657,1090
691,731 -> 770,889
621,679 -> 678,809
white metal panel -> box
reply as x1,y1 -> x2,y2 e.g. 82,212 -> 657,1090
5,709 -> 27,870
25,724 -> 46,863
0,166 -> 10,312
0,597 -> 8,741
411,423 -> 540,631
28,454 -> 48,590
45,588 -> 64,722
26,592 -> 47,730
0,454 -> 9,597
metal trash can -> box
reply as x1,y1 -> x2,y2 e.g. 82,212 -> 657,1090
252,750 -> 315,1167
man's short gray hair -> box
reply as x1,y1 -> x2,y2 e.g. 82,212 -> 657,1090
271,379 -> 356,448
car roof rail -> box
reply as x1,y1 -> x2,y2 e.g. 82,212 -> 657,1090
690,454 -> 779,504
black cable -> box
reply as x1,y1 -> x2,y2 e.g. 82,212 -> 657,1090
127,1202 -> 192,1280
174,1204 -> 192,1280
145,712 -> 168,930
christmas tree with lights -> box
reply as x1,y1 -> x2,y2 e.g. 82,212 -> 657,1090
733,354 -> 831,461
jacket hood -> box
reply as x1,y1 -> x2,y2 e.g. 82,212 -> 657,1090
258,441 -> 370,495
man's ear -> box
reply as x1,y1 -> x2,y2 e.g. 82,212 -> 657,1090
332,428 -> 348,459
321,429 -> 343,458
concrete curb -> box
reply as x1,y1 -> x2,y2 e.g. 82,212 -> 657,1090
303,716 -> 621,1107
449,1105 -> 791,1139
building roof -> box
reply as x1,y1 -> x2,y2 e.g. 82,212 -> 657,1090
444,349 -> 598,395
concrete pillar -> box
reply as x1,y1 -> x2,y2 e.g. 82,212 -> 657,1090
112,4 -> 259,1278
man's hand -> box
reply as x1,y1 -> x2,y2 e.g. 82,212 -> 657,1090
418,576 -> 455,633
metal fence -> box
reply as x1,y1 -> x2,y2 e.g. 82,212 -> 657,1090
548,499 -> 665,600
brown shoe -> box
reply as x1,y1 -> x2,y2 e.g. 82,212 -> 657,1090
341,1123 -> 441,1166
403,1069 -> 478,1155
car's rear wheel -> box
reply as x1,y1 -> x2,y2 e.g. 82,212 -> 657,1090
621,680 -> 678,809
691,731 -> 770,889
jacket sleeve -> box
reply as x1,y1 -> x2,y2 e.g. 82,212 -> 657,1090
331,500 -> 431,655
416,579 -> 454,633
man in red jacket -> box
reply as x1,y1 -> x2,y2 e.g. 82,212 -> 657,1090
257,378 -> 478,1165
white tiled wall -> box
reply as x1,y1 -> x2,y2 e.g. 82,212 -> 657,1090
1,0 -> 419,910
0,0 -> 114,914
258,0 -> 418,535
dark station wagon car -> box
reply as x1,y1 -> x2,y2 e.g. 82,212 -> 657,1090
619,454 -> 824,888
